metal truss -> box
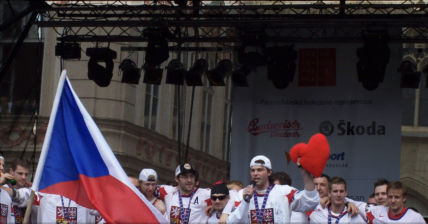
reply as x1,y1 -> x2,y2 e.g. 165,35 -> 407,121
33,0 -> 428,43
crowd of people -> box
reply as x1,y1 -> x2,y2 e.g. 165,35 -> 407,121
0,154 -> 427,223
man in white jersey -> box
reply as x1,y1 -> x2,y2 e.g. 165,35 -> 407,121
291,173 -> 331,223
207,183 -> 230,224
158,163 -> 234,224
139,168 -> 166,215
363,181 -> 425,224
7,158 -> 31,224
373,178 -> 389,206
308,177 -> 365,224
227,155 -> 319,223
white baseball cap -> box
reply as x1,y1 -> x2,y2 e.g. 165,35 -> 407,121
250,155 -> 272,169
139,169 -> 157,181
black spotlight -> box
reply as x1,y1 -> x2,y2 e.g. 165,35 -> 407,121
142,28 -> 171,85
86,48 -> 117,87
267,45 -> 298,89
207,59 -> 233,86
55,43 -> 81,59
356,30 -> 391,91
119,59 -> 141,85
398,60 -> 421,89
143,63 -> 163,85
186,59 -> 208,86
166,59 -> 186,85
232,66 -> 251,87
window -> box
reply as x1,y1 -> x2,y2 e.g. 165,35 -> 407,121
200,71 -> 215,153
223,77 -> 232,161
144,84 -> 160,131
173,85 -> 186,141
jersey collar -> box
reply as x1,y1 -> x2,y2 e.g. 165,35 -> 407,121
388,206 -> 408,220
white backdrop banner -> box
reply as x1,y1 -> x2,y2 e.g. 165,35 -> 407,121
230,43 -> 402,201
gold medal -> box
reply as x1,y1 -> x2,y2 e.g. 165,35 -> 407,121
63,220 -> 68,224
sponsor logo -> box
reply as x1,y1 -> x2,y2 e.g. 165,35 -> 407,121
326,152 -> 347,168
247,118 -> 303,138
184,164 -> 191,169
319,120 -> 386,136
319,121 -> 334,136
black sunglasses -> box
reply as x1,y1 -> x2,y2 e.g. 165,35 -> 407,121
211,195 -> 227,201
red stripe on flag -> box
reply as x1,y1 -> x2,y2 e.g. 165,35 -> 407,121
40,175 -> 160,223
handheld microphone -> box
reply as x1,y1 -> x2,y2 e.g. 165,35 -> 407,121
244,181 -> 256,202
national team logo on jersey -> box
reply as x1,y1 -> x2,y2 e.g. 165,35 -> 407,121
0,204 -> 8,217
170,206 -> 191,224
319,121 -> 334,136
56,206 -> 78,224
14,207 -> 26,224
250,208 -> 274,224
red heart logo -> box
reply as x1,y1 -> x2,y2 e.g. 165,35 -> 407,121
289,134 -> 330,177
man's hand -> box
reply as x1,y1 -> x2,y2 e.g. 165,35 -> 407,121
346,202 -> 359,217
242,185 -> 255,202
205,205 -> 214,216
0,173 -> 13,185
320,196 -> 330,209
219,213 -> 228,224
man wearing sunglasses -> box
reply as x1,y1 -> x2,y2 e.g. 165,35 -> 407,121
158,163 -> 235,224
208,183 -> 234,224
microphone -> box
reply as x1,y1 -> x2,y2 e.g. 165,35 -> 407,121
244,181 -> 256,202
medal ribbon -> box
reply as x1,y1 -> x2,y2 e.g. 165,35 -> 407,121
178,190 -> 195,224
253,184 -> 272,224
60,196 -> 72,221
328,205 -> 346,224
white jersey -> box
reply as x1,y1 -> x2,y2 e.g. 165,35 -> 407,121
0,188 -> 15,224
207,212 -> 221,224
291,211 -> 309,223
308,204 -> 365,224
227,184 -> 319,224
36,193 -> 95,224
365,205 -> 425,224
158,185 -> 235,224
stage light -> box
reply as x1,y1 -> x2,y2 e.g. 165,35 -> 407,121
186,59 -> 207,86
237,29 -> 268,67
356,30 -> 390,91
86,47 -> 117,87
142,28 -> 171,85
267,45 -> 298,89
119,59 -> 141,85
232,66 -> 251,87
55,43 -> 81,59
398,60 -> 421,89
207,59 -> 233,86
166,59 -> 186,85
143,63 -> 163,85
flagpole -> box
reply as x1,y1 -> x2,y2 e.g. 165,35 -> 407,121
23,190 -> 36,224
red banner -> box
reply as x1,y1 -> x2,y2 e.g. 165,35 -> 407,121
298,49 -> 318,86
298,48 -> 336,86
317,48 -> 336,86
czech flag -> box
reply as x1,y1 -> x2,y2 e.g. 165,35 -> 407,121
31,70 -> 167,223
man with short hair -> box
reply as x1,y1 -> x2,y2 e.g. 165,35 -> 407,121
227,155 -> 319,223
158,163 -> 234,224
127,174 -> 140,189
374,178 -> 389,206
6,158 -> 31,224
9,158 -> 30,189
367,193 -> 376,205
291,173 -> 331,223
227,181 -> 244,192
208,183 -> 230,224
364,181 -> 425,223
308,177 -> 365,223
272,171 -> 292,186
139,168 -> 166,215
